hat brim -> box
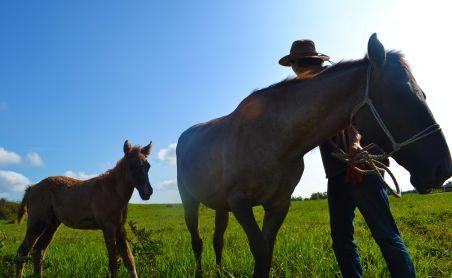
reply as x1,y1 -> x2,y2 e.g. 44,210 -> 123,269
279,53 -> 330,67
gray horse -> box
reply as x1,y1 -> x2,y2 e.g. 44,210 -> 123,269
176,34 -> 451,277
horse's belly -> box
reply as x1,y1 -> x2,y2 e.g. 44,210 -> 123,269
244,162 -> 304,206
181,176 -> 229,209
52,194 -> 100,229
57,212 -> 100,229
62,216 -> 100,230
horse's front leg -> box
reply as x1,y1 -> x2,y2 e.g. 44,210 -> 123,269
228,197 -> 269,278
261,201 -> 290,277
213,210 -> 229,269
102,226 -> 120,278
116,226 -> 138,278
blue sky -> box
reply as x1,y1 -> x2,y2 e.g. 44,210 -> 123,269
1,1 -> 451,203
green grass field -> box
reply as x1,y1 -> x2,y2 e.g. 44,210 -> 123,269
1,192 -> 451,277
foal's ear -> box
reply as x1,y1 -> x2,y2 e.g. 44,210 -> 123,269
141,141 -> 153,156
367,33 -> 386,68
123,140 -> 132,154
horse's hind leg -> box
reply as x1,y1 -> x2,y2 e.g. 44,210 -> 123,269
213,210 -> 229,268
180,187 -> 203,276
116,226 -> 137,278
31,219 -> 60,277
16,221 -> 45,278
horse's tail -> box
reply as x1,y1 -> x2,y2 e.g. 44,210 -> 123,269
17,187 -> 31,224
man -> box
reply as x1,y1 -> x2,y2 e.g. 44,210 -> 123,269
279,40 -> 416,277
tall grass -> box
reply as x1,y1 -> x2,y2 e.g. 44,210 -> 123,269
0,192 -> 450,277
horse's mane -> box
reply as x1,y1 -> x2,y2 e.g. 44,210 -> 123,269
254,50 -> 408,95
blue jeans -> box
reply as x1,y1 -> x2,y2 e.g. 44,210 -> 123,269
327,173 -> 416,278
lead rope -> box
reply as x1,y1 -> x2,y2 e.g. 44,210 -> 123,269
329,140 -> 401,197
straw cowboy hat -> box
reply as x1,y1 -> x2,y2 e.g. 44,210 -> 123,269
279,39 -> 330,66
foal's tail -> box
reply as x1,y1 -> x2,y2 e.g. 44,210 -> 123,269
17,186 -> 31,224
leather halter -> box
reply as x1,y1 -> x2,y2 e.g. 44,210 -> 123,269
330,64 -> 441,198
350,65 -> 441,156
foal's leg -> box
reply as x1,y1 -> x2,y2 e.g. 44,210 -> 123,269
180,188 -> 203,276
103,226 -> 120,278
213,210 -> 229,268
32,219 -> 61,277
16,221 -> 45,278
116,226 -> 137,278
228,198 -> 269,278
261,201 -> 290,277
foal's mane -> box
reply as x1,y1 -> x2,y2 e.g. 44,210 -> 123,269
92,146 -> 142,182
254,51 -> 409,95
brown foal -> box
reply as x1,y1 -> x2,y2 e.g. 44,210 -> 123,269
15,140 -> 153,278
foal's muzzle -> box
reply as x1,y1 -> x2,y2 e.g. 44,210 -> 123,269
138,183 -> 153,200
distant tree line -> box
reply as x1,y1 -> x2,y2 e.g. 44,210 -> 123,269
291,192 -> 328,201
0,198 -> 19,221
291,181 -> 452,201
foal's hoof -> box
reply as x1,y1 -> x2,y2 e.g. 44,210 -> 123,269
215,265 -> 221,277
195,269 -> 203,278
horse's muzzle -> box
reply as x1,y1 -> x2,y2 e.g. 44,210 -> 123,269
411,159 -> 451,193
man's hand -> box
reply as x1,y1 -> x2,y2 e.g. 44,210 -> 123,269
346,127 -> 365,183
347,126 -> 362,152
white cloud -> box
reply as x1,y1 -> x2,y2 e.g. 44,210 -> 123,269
0,147 -> 21,166
157,143 -> 177,165
0,170 -> 31,196
0,148 -> 43,167
26,152 -> 44,167
156,178 -> 177,190
64,171 -> 97,180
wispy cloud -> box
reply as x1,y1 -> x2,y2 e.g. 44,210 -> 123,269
0,170 -> 31,197
0,147 -> 21,166
0,147 -> 44,168
156,178 -> 177,190
26,152 -> 44,167
157,143 -> 177,165
64,171 -> 97,180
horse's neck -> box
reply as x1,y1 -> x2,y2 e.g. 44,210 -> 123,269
282,65 -> 366,155
101,164 -> 134,204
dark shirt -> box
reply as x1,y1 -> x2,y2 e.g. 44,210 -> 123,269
320,133 -> 348,179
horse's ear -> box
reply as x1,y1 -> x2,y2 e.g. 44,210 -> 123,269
123,140 -> 132,154
367,33 -> 386,68
141,141 -> 153,156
